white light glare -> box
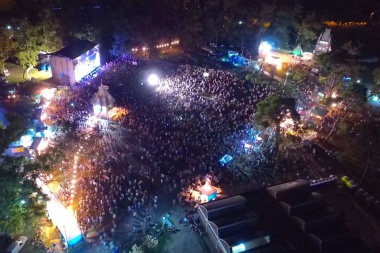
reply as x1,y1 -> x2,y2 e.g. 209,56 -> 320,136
259,41 -> 272,53
148,74 -> 160,86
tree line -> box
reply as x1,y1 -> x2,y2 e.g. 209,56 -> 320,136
0,0 -> 379,76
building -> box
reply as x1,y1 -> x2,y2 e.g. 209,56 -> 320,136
50,40 -> 100,85
314,29 -> 332,55
198,179 -> 364,253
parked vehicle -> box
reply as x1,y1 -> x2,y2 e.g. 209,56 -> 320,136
6,236 -> 27,253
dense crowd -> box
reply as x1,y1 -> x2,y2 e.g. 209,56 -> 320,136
46,55 -> 324,251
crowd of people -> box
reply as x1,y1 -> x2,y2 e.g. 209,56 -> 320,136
44,54 -> 326,251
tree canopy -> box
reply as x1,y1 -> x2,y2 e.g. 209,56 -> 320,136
0,159 -> 47,236
0,29 -> 17,73
0,113 -> 25,154
253,94 -> 300,152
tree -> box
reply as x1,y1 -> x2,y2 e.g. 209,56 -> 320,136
372,67 -> 380,84
341,40 -> 363,56
290,66 -> 308,84
110,29 -> 130,57
315,53 -> 360,98
356,120 -> 380,186
14,21 -> 41,79
0,157 -> 47,236
0,29 -> 18,73
255,1 -> 276,36
143,235 -> 158,249
131,244 -> 144,253
253,95 -> 300,154
326,83 -> 367,141
0,113 -> 25,154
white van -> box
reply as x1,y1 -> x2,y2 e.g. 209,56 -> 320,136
6,236 -> 28,253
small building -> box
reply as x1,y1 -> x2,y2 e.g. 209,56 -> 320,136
50,40 -> 100,85
314,29 -> 332,55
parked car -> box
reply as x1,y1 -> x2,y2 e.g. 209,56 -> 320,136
6,236 -> 27,253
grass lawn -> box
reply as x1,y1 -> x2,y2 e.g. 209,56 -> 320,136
4,63 -> 52,84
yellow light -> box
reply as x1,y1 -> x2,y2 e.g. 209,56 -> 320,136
332,92 -> 337,98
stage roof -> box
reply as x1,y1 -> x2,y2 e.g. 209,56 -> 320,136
51,40 -> 97,59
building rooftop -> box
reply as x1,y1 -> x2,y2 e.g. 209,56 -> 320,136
199,179 -> 369,253
51,40 -> 97,59
321,28 -> 332,42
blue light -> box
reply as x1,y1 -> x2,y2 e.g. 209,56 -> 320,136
232,243 -> 246,253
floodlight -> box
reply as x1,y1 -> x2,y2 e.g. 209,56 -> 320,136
259,41 -> 272,53
148,74 -> 160,86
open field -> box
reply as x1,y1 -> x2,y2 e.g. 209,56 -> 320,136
4,63 -> 52,84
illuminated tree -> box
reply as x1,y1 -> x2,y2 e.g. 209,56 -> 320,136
253,95 -> 300,154
315,53 -> 361,98
325,83 -> 367,141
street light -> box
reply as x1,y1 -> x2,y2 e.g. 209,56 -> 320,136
284,72 -> 289,85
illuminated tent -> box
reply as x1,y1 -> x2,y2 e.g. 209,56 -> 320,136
36,178 -> 82,247
291,45 -> 304,57
91,82 -> 115,118
199,180 -> 217,202
219,154 -> 233,166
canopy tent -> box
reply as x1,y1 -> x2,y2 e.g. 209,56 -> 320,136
219,154 -> 233,166
199,180 -> 217,202
292,45 -> 304,57
91,82 -> 115,118
36,178 -> 82,247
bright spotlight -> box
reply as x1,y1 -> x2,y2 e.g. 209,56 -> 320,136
148,74 -> 160,86
259,41 -> 272,54
203,72 -> 210,77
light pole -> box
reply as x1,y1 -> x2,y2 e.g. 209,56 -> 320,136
370,12 -> 375,21
239,21 -> 244,55
284,72 -> 289,85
